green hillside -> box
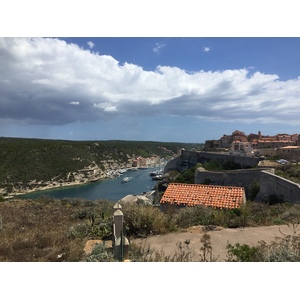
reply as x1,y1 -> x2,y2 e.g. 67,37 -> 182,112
0,137 -> 202,190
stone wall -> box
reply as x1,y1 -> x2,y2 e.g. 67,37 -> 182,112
195,168 -> 274,199
164,150 -> 261,174
164,150 -> 300,203
255,171 -> 300,203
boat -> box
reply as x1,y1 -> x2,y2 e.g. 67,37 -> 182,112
152,174 -> 163,180
149,170 -> 160,176
121,176 -> 132,183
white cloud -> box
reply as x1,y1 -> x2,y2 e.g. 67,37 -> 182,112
93,102 -> 117,112
87,41 -> 94,49
203,47 -> 210,52
1,37 -> 300,127
153,42 -> 166,54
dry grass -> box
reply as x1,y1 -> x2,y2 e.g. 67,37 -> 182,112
0,197 -> 114,262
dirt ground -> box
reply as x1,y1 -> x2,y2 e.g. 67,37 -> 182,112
132,224 -> 298,261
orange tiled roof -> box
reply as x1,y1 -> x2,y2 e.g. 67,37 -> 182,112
160,183 -> 245,209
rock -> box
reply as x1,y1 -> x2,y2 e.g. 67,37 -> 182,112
119,194 -> 152,205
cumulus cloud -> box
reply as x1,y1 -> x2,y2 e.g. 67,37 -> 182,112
87,41 -> 94,49
1,37 -> 300,127
203,47 -> 210,52
93,102 -> 117,112
153,42 -> 166,54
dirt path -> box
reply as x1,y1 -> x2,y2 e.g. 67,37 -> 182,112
132,224 -> 297,261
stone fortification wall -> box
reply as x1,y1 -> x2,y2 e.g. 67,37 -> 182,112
164,150 -> 260,174
255,171 -> 300,203
163,156 -> 182,174
164,150 -> 300,203
195,168 -> 274,198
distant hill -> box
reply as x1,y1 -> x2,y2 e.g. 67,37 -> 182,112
0,137 -> 203,197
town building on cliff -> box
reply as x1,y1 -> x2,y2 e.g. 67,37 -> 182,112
204,130 -> 300,161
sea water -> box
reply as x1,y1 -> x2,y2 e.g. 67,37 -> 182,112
19,167 -> 159,202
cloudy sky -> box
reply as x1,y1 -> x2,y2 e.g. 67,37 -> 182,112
1,3 -> 300,143
1,37 -> 300,143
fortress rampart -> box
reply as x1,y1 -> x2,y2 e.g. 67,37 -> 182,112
164,150 -> 300,203
255,171 -> 300,203
195,168 -> 274,199
164,150 -> 260,174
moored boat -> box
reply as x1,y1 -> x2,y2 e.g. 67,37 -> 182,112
121,176 -> 132,183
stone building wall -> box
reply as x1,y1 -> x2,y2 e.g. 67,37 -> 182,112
195,168 -> 274,199
255,171 -> 300,203
164,150 -> 260,174
164,150 -> 300,203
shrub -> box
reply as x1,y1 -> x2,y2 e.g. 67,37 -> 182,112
84,243 -> 115,262
248,179 -> 260,200
226,230 -> 300,262
173,205 -> 215,228
122,204 -> 175,238
257,234 -> 300,262
226,243 -> 260,262
265,194 -> 284,205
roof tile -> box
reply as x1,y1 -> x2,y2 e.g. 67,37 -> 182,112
160,183 -> 245,209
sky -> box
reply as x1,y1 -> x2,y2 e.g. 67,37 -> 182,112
1,2 -> 300,144
1,0 -> 299,296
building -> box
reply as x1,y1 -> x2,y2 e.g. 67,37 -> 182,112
278,146 -> 300,161
160,183 -> 246,209
204,130 -> 300,160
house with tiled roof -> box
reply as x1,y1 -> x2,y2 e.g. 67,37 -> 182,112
160,183 -> 246,210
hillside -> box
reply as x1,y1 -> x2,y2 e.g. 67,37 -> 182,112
0,137 -> 202,198
1,197 -> 299,262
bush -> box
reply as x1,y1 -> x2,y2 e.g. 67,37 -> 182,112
265,194 -> 284,205
248,179 -> 260,200
122,204 -> 175,238
84,243 -> 115,262
173,205 -> 215,228
226,230 -> 300,262
226,243 -> 260,262
174,164 -> 200,184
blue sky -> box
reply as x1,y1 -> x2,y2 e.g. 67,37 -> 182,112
1,37 -> 300,143
1,3 -> 300,143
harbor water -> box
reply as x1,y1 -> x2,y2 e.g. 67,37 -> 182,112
19,167 -> 160,202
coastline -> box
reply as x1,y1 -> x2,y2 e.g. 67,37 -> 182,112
3,176 -> 106,199
3,166 -> 160,200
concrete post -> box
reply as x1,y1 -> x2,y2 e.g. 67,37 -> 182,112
112,203 -> 130,261
113,209 -> 124,240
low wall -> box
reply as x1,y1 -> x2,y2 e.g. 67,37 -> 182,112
195,168 -> 274,199
255,171 -> 300,203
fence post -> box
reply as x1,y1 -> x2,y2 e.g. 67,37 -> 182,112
112,203 -> 130,261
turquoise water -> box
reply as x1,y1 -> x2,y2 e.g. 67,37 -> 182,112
19,167 -> 159,202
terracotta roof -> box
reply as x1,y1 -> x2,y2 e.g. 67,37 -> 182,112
160,183 -> 245,209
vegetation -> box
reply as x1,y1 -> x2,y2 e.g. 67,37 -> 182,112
0,137 -> 200,191
1,196 -> 300,262
204,159 -> 242,171
275,163 -> 300,184
226,227 -> 300,262
174,163 -> 202,184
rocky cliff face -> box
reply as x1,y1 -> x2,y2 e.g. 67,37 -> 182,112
1,159 -> 133,199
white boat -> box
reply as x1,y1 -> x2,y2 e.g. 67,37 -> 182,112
152,174 -> 163,180
121,176 -> 132,183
